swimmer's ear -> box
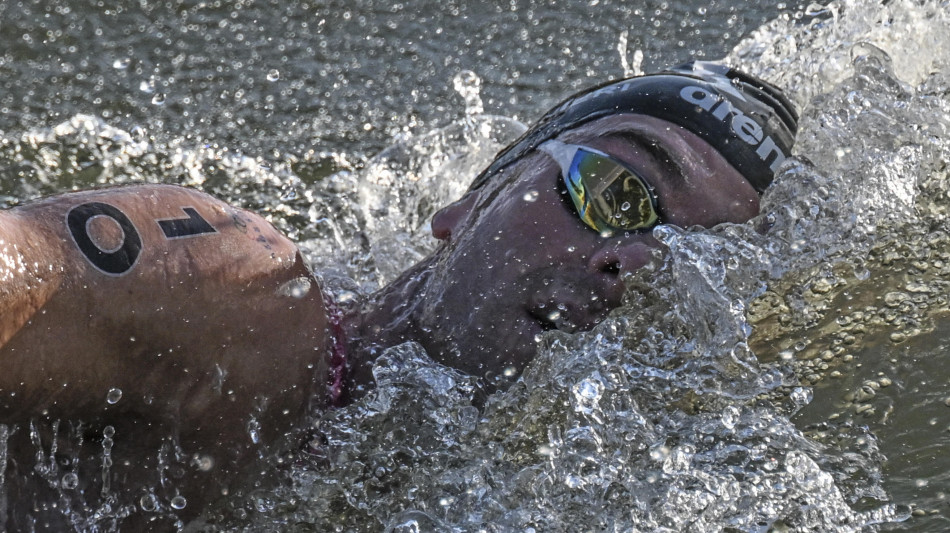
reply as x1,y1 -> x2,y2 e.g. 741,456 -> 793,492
431,192 -> 478,241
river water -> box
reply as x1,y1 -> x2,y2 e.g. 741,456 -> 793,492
2,0 -> 950,531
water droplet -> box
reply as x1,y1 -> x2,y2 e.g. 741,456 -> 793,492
112,57 -> 131,69
193,454 -> 214,472
575,379 -> 600,400
106,388 -> 122,404
247,418 -> 261,444
61,472 -> 79,489
266,69 -> 280,81
280,188 -> 298,201
277,276 -> 311,299
170,495 -> 187,510
336,290 -> 357,304
616,30 -> 644,77
620,201 -> 631,211
103,425 -> 115,439
130,125 -> 147,142
572,377 -> 604,414
140,494 -> 158,512
255,497 -> 274,512
789,387 -> 812,406
804,2 -> 832,16
207,364 -> 226,395
720,405 -> 740,429
853,265 -> 871,280
852,385 -> 875,402
452,70 -> 483,115
523,190 -> 539,202
564,474 -> 584,489
151,93 -> 166,105
139,80 -> 155,94
649,444 -> 671,462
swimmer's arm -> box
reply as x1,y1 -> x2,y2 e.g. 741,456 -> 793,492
0,184 -> 330,463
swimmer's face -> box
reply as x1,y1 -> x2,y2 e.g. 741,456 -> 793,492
415,114 -> 760,380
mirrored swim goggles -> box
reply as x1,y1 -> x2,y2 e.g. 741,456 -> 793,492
538,139 -> 660,234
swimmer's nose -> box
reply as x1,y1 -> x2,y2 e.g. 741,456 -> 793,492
431,192 -> 478,241
587,239 -> 657,277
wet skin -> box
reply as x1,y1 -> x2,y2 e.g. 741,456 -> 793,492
344,113 -> 761,387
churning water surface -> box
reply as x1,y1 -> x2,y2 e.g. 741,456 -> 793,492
3,0 -> 950,531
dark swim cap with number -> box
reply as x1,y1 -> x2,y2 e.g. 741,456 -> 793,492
469,61 -> 798,194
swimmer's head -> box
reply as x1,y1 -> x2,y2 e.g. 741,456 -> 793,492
469,61 -> 798,194
382,62 -> 798,382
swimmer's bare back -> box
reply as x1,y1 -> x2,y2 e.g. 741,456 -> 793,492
0,184 -> 330,516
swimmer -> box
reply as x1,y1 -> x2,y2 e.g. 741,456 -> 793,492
0,61 -> 797,529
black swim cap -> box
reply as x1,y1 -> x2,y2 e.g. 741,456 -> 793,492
469,61 -> 798,193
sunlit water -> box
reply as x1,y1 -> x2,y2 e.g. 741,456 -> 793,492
3,0 -> 950,531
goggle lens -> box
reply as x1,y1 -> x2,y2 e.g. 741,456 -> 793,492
542,140 -> 659,233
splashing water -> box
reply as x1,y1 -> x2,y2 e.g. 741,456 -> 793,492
307,105 -> 525,291
617,30 -> 645,78
452,70 -> 485,117
3,0 -> 950,531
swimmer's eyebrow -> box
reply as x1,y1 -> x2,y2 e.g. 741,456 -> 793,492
615,131 -> 687,189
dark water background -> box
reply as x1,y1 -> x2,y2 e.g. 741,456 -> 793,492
0,0 -> 787,162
